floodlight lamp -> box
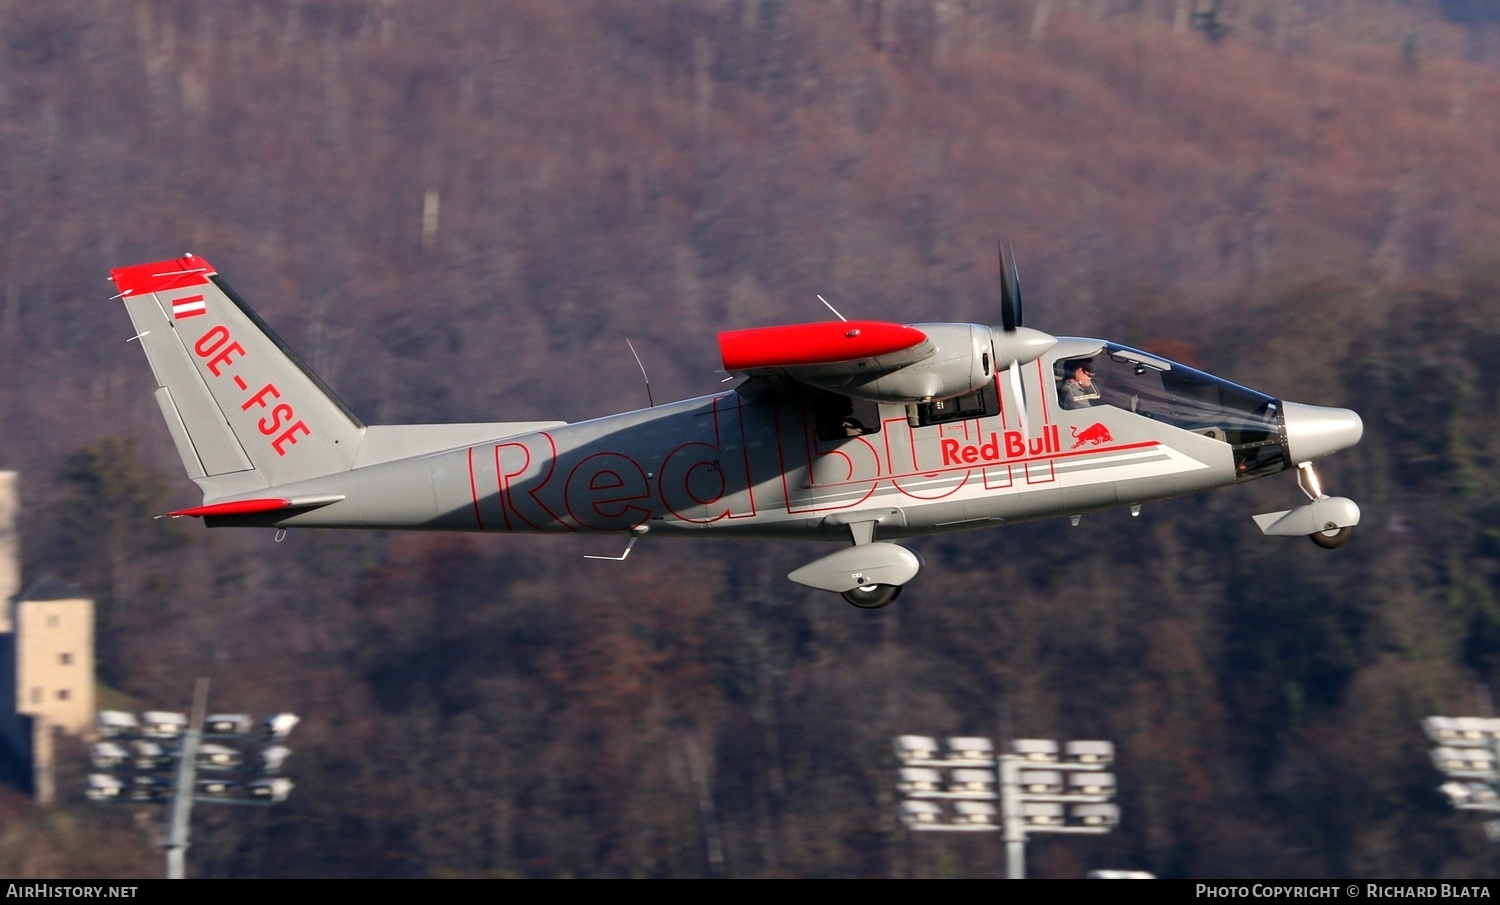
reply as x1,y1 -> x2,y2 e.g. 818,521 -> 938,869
1440,781 -> 1471,805
1064,740 -> 1114,765
899,767 -> 943,793
1019,770 -> 1064,794
1433,747 -> 1470,772
947,736 -> 995,761
1023,801 -> 1065,825
1454,717 -> 1497,741
949,768 -> 997,793
130,740 -> 171,770
1068,772 -> 1117,796
901,800 -> 943,825
1012,739 -> 1060,762
141,711 -> 188,739
95,711 -> 138,738
205,714 -> 252,736
895,735 -> 940,763
90,741 -> 127,770
249,777 -> 294,803
1465,749 -> 1498,771
261,713 -> 300,741
195,778 -> 236,797
953,800 -> 998,824
1423,716 -> 1458,743
197,743 -> 243,769
1072,802 -> 1120,826
86,774 -> 124,801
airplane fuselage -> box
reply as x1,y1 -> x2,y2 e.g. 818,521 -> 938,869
112,254 -> 1362,604
221,349 -> 1240,541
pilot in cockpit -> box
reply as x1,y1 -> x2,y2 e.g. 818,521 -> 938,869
1059,359 -> 1101,410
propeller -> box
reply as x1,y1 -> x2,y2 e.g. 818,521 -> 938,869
1000,242 -> 1030,441
991,242 -> 1058,443
999,241 -> 1022,332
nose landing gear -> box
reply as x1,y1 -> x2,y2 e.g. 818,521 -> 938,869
1297,463 -> 1352,549
1251,462 -> 1360,548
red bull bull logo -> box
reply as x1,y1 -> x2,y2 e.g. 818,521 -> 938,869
1071,422 -> 1114,448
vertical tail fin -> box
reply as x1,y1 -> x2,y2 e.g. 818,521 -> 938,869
112,255 -> 365,496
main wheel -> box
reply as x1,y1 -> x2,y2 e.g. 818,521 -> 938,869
842,583 -> 903,608
1309,526 -> 1351,549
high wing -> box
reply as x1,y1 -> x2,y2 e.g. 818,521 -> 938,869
720,321 -> 933,373
719,319 -> 1054,405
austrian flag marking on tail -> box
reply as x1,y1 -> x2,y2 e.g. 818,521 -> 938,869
172,295 -> 207,319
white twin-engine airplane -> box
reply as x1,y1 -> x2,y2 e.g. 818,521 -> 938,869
112,248 -> 1362,608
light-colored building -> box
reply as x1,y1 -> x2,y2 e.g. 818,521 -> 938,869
0,472 -> 97,804
10,579 -> 96,733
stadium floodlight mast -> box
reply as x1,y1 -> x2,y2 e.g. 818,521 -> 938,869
1423,716 -> 1500,841
86,678 -> 299,879
894,734 -> 1121,878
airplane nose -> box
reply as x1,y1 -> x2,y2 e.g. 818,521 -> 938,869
1281,401 -> 1363,464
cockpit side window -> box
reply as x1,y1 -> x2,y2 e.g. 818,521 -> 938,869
1055,343 -> 1287,479
812,392 -> 881,441
1055,354 -> 1171,420
1056,359 -> 1101,410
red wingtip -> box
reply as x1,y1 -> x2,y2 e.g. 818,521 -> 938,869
168,498 -> 289,519
719,321 -> 928,371
110,254 -> 217,297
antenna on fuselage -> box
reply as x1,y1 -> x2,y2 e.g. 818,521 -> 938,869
625,338 -> 654,408
817,294 -> 848,322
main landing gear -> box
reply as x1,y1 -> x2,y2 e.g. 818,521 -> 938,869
841,583 -> 904,609
787,519 -> 923,608
1309,526 -> 1352,549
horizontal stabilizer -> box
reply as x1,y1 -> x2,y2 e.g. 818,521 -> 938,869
168,494 -> 345,519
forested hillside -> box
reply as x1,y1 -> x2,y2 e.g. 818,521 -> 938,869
4,0 -> 1500,877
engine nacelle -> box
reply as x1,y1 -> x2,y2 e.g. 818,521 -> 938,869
798,323 -> 993,404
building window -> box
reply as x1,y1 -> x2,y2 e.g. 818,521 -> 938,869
46,615 -> 59,628
57,689 -> 70,701
30,687 -> 41,705
59,653 -> 72,665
